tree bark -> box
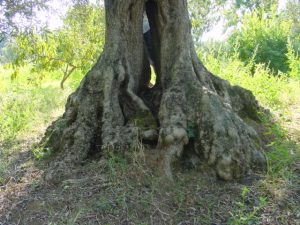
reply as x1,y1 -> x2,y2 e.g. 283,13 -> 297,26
42,0 -> 266,182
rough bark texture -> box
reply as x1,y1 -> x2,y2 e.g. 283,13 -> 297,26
42,0 -> 266,182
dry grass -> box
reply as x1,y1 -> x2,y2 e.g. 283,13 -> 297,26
0,118 -> 299,225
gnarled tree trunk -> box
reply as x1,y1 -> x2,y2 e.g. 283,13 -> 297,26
42,0 -> 266,181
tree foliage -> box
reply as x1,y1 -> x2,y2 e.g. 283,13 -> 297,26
285,0 -> 300,52
227,8 -> 293,74
3,0 -> 299,83
223,0 -> 278,28
0,0 -> 48,41
11,4 -> 105,88
188,0 -> 225,42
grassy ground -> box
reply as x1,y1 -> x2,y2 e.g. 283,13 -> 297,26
0,62 -> 299,224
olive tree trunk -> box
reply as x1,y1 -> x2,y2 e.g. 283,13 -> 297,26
42,0 -> 266,181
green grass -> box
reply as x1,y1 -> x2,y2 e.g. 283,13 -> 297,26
202,52 -> 300,112
0,66 -> 85,141
0,66 -> 81,184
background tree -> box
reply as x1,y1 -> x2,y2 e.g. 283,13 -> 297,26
0,0 -> 48,42
188,0 -> 225,43
227,8 -> 292,73
216,0 -> 300,76
223,0 -> 278,28
10,4 -> 105,88
285,0 -> 300,53
41,0 -> 266,182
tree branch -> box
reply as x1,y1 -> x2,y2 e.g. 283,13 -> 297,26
60,65 -> 77,89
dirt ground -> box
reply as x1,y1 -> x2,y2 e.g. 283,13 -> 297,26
0,134 -> 299,225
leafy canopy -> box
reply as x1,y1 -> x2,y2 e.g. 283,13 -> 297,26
228,8 -> 292,73
11,4 -> 105,88
0,0 -> 48,41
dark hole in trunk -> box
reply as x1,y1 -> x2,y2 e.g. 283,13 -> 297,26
138,1 -> 163,121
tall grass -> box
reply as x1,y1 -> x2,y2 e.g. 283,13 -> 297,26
200,46 -> 300,112
0,66 -> 80,184
0,67 -> 71,143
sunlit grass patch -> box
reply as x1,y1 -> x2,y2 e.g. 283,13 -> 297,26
0,66 -> 73,141
0,66 -> 74,184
